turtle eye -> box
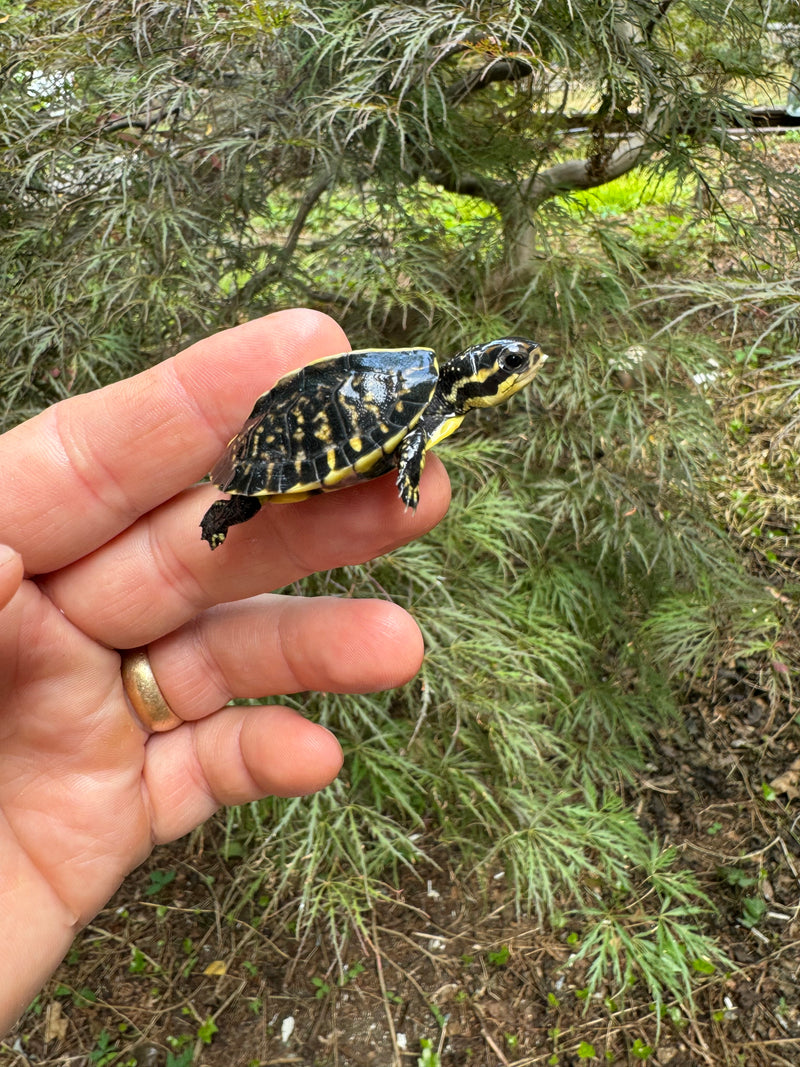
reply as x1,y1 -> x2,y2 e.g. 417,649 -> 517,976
499,347 -> 529,372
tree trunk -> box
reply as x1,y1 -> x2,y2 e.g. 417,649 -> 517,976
495,129 -> 654,284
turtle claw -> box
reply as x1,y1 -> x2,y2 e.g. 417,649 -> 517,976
397,471 -> 420,511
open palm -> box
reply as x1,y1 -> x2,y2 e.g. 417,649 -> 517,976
0,310 -> 449,1031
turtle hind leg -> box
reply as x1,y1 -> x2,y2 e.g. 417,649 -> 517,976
395,428 -> 427,510
200,495 -> 262,549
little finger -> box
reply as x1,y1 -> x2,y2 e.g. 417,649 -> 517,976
145,704 -> 344,843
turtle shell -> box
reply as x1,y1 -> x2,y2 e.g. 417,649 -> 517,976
211,348 -> 439,499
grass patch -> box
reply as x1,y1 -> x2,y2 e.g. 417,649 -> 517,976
571,168 -> 691,215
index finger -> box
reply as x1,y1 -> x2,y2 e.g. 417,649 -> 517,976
0,311 -> 348,575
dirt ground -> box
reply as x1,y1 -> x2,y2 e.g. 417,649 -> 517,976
2,660 -> 799,1067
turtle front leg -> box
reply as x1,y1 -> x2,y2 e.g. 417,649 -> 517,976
395,427 -> 428,509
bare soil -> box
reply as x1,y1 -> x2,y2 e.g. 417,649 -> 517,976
5,665 -> 800,1067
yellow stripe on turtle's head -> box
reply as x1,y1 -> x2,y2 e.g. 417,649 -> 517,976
439,338 -> 547,412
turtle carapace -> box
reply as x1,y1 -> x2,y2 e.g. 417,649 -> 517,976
200,337 -> 547,549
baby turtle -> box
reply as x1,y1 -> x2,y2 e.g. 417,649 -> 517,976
200,337 -> 546,548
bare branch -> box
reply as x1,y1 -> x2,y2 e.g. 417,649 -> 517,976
448,56 -> 534,104
524,131 -> 649,207
228,170 -> 333,308
425,165 -> 509,206
98,105 -> 180,134
644,0 -> 677,42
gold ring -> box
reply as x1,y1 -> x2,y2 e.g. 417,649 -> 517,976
120,648 -> 183,733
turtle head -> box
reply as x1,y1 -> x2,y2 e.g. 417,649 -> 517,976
439,337 -> 547,412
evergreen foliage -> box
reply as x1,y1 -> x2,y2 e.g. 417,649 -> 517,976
3,0 -> 799,419
2,0 -> 799,1008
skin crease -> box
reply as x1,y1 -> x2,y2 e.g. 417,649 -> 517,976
0,310 -> 450,1035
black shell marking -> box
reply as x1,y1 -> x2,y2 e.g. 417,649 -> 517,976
211,348 -> 439,498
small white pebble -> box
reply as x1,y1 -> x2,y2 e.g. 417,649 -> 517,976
624,345 -> 648,360
281,1016 -> 295,1043
397,1033 -> 408,1050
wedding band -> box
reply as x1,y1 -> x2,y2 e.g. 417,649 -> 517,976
120,648 -> 183,733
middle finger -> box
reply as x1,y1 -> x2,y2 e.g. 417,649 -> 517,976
147,591 -> 425,721
42,461 -> 450,648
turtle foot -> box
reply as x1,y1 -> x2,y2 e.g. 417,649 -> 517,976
396,472 -> 420,511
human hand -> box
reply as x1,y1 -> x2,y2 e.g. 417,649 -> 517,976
0,310 -> 450,1032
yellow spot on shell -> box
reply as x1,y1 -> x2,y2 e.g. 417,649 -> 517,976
354,446 -> 385,473
266,488 -> 316,502
349,435 -> 363,452
323,465 -> 356,486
